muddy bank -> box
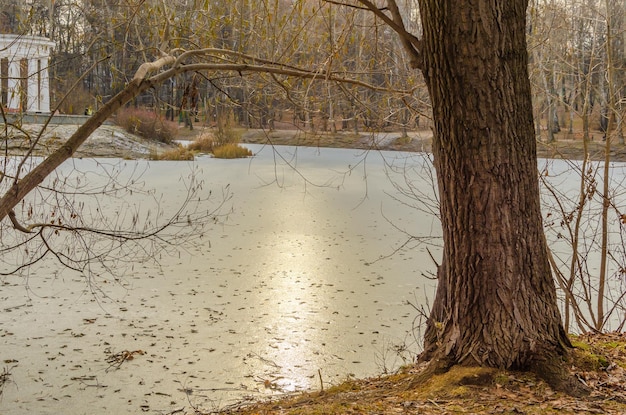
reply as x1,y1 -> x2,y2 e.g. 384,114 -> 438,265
1,123 -> 174,159
199,126 -> 626,162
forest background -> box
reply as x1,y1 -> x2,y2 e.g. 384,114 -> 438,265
2,0 -> 621,145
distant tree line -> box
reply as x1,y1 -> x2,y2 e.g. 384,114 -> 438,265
2,0 -> 623,139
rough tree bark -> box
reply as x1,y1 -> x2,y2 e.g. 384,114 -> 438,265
407,0 -> 585,394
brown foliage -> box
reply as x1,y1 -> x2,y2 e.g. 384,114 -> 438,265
186,134 -> 216,152
115,107 -> 178,143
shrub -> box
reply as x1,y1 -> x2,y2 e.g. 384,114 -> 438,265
212,144 -> 252,159
116,107 -> 178,144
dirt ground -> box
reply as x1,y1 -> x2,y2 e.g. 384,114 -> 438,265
217,332 -> 626,415
1,123 -> 173,159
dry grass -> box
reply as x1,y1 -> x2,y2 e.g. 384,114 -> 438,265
151,136 -> 252,160
184,131 -> 252,159
151,145 -> 195,161
187,134 -> 216,152
212,143 -> 253,159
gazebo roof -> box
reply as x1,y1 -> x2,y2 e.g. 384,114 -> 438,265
0,34 -> 55,59
0,34 -> 55,113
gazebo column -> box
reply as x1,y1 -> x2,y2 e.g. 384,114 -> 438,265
6,60 -> 20,111
26,58 -> 39,112
39,58 -> 50,112
27,58 -> 40,112
0,35 -> 55,113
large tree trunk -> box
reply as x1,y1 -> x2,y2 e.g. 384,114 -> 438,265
417,0 -> 583,393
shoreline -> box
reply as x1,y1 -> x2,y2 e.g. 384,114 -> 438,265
3,122 -> 625,162
185,125 -> 626,163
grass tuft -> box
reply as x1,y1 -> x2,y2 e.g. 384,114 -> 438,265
151,145 -> 195,161
187,133 -> 216,153
212,144 -> 252,159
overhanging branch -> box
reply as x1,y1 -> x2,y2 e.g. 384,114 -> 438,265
0,57 -> 165,224
152,61 -> 416,94
0,47 -> 415,229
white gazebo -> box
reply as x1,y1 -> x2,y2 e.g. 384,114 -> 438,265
0,34 -> 55,113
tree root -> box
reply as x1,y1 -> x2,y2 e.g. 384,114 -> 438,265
529,355 -> 590,398
411,353 -> 590,398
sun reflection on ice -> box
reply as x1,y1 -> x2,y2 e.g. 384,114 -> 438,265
253,194 -> 339,393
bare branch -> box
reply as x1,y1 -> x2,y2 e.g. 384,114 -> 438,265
329,0 -> 422,69
323,0 -> 370,11
132,54 -> 176,82
154,61 -> 416,94
0,56 -> 164,222
8,210 -> 32,233
15,56 -> 109,180
386,0 -> 422,69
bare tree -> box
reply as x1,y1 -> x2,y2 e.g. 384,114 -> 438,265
344,0 -> 587,394
1,0 -> 610,396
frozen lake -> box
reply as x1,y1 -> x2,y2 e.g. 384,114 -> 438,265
3,144 -> 625,414
1,145 -> 441,414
